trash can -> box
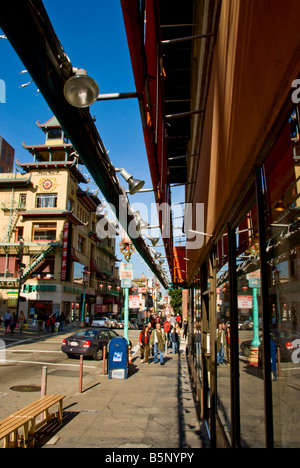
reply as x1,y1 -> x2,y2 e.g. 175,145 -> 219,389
108,336 -> 128,379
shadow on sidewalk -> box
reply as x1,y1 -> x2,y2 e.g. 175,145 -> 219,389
177,352 -> 203,448
35,403 -> 80,448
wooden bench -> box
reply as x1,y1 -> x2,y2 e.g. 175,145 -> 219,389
0,415 -> 31,448
0,394 -> 65,448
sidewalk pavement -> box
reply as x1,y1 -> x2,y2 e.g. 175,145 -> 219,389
36,339 -> 207,449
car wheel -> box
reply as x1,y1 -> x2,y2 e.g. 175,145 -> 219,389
93,348 -> 103,361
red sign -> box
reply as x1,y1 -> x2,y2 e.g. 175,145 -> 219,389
238,296 -> 253,309
61,222 -> 69,281
129,296 -> 140,309
94,304 -> 109,314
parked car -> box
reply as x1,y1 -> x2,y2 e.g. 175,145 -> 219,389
118,321 -> 124,329
91,316 -> 112,328
241,320 -> 253,330
62,328 -> 121,360
241,329 -> 300,362
111,319 -> 119,329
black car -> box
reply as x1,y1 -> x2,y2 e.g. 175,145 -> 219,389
241,329 -> 300,363
62,328 -> 121,361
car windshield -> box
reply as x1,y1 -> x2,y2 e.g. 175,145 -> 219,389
73,330 -> 99,338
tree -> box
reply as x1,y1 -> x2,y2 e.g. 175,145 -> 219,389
168,289 -> 182,316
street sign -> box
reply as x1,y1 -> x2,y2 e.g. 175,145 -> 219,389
246,270 -> 260,279
129,296 -> 140,309
120,263 -> 134,280
246,270 -> 261,288
238,296 -> 253,309
248,278 -> 261,288
121,278 -> 132,288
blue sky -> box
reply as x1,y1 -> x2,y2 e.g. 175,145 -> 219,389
0,1 -> 184,284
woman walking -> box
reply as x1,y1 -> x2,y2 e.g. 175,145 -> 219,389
139,326 -> 151,364
18,311 -> 26,334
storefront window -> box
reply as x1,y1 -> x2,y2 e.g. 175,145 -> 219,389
262,110 -> 300,448
235,204 -> 265,447
216,232 -> 231,441
193,272 -> 202,378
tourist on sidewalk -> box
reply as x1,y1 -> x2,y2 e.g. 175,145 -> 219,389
170,326 -> 179,354
150,322 -> 166,365
18,311 -> 25,334
139,325 -> 151,364
4,311 -> 11,332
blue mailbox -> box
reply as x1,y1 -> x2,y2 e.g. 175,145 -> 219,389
108,336 -> 128,379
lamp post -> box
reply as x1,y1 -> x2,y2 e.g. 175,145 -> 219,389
119,232 -> 135,343
16,238 -> 24,321
81,267 -> 90,327
247,274 -> 261,367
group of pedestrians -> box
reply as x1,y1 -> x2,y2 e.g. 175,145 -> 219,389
40,312 -> 66,333
139,314 -> 184,366
1,311 -> 27,335
1,311 -> 67,335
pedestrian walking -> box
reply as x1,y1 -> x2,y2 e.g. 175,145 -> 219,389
163,318 -> 171,342
18,311 -> 25,335
216,323 -> 226,364
45,314 -> 51,332
4,311 -> 12,332
139,326 -> 151,364
37,312 -> 44,332
170,326 -> 179,354
225,325 -> 231,364
9,314 -> 17,335
59,312 -> 66,331
150,322 -> 166,365
183,319 -> 188,339
50,314 -> 56,333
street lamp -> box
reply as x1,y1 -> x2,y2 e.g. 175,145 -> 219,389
114,168 -> 145,195
134,212 -> 149,231
80,267 -> 90,327
64,69 -> 99,108
64,68 -> 140,109
16,238 -> 24,321
145,235 -> 159,246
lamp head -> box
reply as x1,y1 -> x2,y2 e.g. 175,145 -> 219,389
128,177 -> 145,195
135,212 -> 149,231
64,69 -> 99,108
117,168 -> 145,195
146,235 -> 159,246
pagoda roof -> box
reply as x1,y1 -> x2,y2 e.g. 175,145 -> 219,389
77,187 -> 101,210
16,159 -> 89,184
21,209 -> 88,226
36,116 -> 62,131
0,174 -> 32,187
22,141 -> 83,165
22,142 -> 73,151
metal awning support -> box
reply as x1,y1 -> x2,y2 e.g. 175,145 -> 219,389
0,1 -> 167,288
161,32 -> 215,44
